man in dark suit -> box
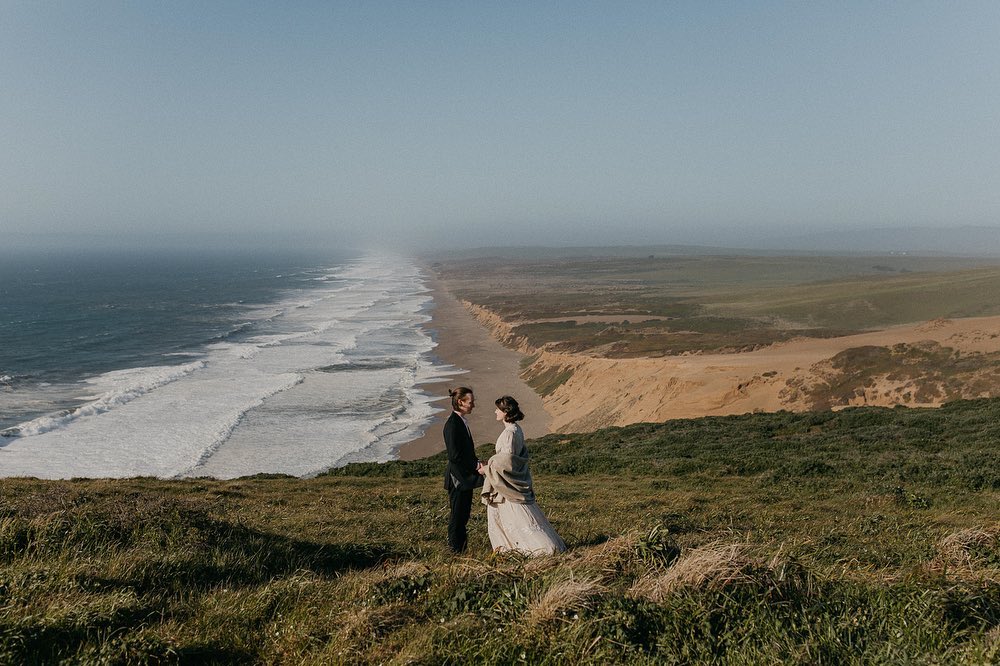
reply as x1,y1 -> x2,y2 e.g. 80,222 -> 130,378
443,386 -> 483,553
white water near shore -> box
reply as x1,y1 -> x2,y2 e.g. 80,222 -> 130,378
0,254 -> 462,479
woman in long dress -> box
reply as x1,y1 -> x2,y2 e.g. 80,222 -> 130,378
480,395 -> 566,556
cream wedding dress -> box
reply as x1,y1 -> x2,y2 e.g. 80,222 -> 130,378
481,422 -> 566,556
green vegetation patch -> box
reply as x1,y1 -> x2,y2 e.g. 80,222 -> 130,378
511,318 -> 857,356
522,362 -> 576,397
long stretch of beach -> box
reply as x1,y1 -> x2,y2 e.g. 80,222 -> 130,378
397,275 -> 550,460
402,279 -> 1000,462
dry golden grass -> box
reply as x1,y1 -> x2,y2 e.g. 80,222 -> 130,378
336,600 -> 411,647
447,555 -> 503,577
627,541 -> 806,602
931,524 -> 1000,578
558,531 -> 643,581
375,560 -> 433,584
526,576 -> 607,626
984,625 -> 1000,652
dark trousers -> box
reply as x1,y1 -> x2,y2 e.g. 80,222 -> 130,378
447,487 -> 474,553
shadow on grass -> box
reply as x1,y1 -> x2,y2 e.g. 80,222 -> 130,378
2,492 -> 396,588
82,528 -> 395,595
1,492 -> 395,663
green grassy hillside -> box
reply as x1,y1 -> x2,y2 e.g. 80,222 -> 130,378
2,400 -> 999,664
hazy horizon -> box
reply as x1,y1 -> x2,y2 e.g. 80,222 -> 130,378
3,4 -> 999,252
6,224 -> 1000,260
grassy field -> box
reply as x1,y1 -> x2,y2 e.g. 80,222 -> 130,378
2,398 -> 998,663
429,253 -> 1000,356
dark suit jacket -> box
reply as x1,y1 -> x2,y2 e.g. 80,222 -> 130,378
443,412 -> 483,491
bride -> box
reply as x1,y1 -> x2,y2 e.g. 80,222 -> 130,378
480,395 -> 566,556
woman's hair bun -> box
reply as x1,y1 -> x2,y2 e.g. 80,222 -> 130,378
494,395 -> 524,422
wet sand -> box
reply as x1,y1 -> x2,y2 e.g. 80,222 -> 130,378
396,274 -> 551,460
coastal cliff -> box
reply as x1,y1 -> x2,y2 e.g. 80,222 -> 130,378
460,299 -> 1000,432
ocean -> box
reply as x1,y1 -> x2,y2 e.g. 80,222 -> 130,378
0,249 -> 459,479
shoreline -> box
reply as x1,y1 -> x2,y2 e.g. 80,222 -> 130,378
396,272 -> 551,461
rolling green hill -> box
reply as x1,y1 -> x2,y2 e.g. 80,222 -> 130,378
2,399 -> 999,663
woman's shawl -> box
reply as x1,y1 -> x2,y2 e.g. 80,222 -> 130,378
481,424 -> 535,505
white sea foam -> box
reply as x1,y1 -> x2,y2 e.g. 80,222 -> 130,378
4,361 -> 207,437
0,253 -> 461,480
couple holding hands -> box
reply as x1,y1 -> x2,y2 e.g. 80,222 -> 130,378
443,387 -> 566,556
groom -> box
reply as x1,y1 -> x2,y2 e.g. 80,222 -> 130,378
443,386 -> 483,553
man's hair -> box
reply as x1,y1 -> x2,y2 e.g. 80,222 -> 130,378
448,386 -> 474,411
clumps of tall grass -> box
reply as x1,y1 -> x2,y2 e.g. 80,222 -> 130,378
627,541 -> 810,602
554,525 -> 680,585
933,524 -> 1000,578
526,576 -> 607,626
563,532 -> 642,580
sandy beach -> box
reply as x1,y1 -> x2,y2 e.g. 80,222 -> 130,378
396,274 -> 551,460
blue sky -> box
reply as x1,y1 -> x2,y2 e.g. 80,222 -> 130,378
2,2 -> 999,250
